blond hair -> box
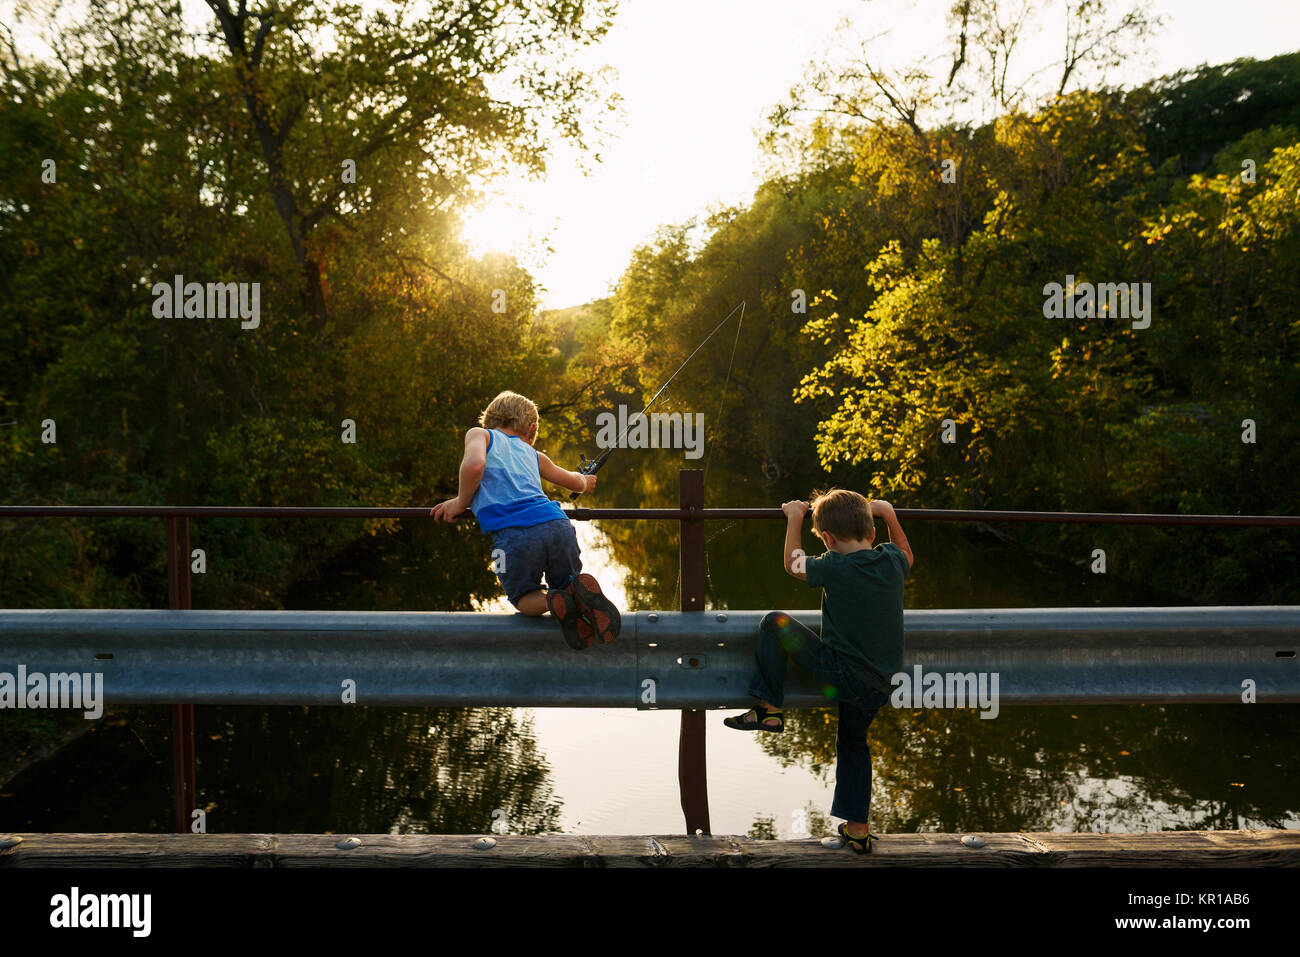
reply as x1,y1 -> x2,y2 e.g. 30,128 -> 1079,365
810,487 -> 874,541
479,391 -> 539,433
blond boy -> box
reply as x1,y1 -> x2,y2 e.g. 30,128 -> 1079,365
431,391 -> 621,647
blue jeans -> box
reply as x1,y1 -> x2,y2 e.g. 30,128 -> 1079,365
746,610 -> 890,823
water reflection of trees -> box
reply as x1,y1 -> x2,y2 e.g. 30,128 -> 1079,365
758,704 -> 1300,833
0,704 -> 562,835
193,705 -> 562,835
285,520 -> 501,611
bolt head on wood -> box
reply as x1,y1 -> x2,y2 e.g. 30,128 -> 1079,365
336,836 -> 362,850
961,834 -> 987,848
820,836 -> 843,849
0,835 -> 22,850
473,836 -> 497,850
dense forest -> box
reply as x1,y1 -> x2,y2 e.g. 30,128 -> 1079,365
3,1 -> 1298,609
1,1 -> 617,609
552,44 -> 1300,605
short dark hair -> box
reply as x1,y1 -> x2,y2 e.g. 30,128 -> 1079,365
810,488 -> 873,540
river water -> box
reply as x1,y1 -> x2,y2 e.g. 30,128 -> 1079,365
2,456 -> 1296,837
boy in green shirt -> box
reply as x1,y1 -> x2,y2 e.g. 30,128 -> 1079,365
724,488 -> 913,853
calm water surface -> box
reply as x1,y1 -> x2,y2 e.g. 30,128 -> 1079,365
3,456 -> 1297,836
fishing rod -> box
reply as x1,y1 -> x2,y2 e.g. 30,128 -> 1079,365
569,300 -> 746,500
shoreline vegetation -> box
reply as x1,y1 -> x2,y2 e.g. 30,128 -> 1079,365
2,6 -> 1296,615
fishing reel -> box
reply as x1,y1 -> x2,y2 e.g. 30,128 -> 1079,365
569,453 -> 592,501
570,452 -> 607,500
565,300 -> 744,502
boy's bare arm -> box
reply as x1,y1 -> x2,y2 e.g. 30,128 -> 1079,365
782,500 -> 809,580
871,499 -> 913,569
430,428 -> 489,522
538,451 -> 596,494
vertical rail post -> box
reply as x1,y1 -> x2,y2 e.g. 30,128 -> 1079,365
179,517 -> 195,830
678,469 -> 710,835
167,517 -> 195,834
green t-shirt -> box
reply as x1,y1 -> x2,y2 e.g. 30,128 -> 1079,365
805,542 -> 909,694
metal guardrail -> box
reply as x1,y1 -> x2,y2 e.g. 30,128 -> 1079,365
2,607 -> 1298,706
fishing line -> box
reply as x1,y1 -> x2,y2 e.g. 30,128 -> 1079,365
673,523 -> 738,605
703,300 -> 745,482
706,521 -> 739,544
571,299 -> 747,603
700,302 -> 746,595
570,299 -> 747,499
702,521 -> 742,601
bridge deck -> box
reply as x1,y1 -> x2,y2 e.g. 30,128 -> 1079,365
2,830 -> 1296,867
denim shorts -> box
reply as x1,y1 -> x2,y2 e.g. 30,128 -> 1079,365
490,517 -> 582,605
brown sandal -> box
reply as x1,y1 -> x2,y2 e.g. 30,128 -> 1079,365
570,573 -> 621,643
546,584 -> 593,649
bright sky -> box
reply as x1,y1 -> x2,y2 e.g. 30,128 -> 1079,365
459,0 -> 1300,310
5,0 -> 1296,310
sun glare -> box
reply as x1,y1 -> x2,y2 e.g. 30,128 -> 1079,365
459,195 -> 533,258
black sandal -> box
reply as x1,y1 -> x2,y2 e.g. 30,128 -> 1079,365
722,706 -> 784,733
837,822 -> 877,854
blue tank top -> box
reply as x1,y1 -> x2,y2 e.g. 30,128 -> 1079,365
471,429 -> 567,533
